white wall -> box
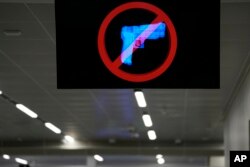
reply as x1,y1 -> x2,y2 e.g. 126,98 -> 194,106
224,67 -> 250,167
209,156 -> 225,167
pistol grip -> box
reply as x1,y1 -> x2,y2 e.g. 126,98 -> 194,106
121,32 -> 135,65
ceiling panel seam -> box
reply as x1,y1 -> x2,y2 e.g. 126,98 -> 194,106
24,3 -> 56,44
87,90 -> 113,122
0,47 -> 94,137
223,51 -> 250,119
0,0 -> 54,4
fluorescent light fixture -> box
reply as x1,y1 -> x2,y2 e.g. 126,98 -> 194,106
45,122 -> 62,134
94,154 -> 104,162
0,90 -> 2,95
156,154 -> 163,159
147,130 -> 157,140
157,158 -> 165,165
15,158 -> 28,165
64,135 -> 75,143
16,104 -> 38,118
142,113 -> 153,127
3,154 -> 10,160
3,29 -> 22,36
134,91 -> 147,108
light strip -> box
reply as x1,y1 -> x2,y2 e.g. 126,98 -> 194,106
0,90 -> 2,95
156,154 -> 163,159
142,114 -> 153,127
15,158 -> 28,165
45,122 -> 62,134
134,91 -> 147,108
3,154 -> 10,160
16,104 -> 38,118
64,135 -> 75,143
147,130 -> 157,140
94,154 -> 104,162
157,158 -> 165,164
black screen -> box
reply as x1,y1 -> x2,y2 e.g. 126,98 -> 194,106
55,0 -> 220,88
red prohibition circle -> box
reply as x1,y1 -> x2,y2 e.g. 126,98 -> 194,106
98,2 -> 177,83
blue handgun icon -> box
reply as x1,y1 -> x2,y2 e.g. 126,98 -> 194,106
121,22 -> 166,65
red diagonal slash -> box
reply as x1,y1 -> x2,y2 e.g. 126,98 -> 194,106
112,15 -> 164,68
97,2 -> 177,83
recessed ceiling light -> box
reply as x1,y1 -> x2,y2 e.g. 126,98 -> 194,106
15,158 -> 28,165
108,138 -> 116,144
64,135 -> 75,143
147,130 -> 157,140
94,154 -> 104,162
45,122 -> 62,134
3,30 -> 22,36
134,91 -> 147,108
175,138 -> 182,144
157,157 -> 165,164
156,154 -> 163,159
142,113 -> 153,127
131,132 -> 140,138
16,104 -> 38,118
3,154 -> 10,160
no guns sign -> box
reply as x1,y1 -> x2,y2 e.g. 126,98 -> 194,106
98,2 -> 177,83
55,0 -> 220,89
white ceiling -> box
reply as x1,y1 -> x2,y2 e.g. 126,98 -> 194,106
0,0 -> 250,166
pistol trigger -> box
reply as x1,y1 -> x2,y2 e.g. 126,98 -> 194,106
134,40 -> 141,48
134,38 -> 144,49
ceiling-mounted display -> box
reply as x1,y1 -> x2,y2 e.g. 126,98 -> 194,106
55,0 -> 220,88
